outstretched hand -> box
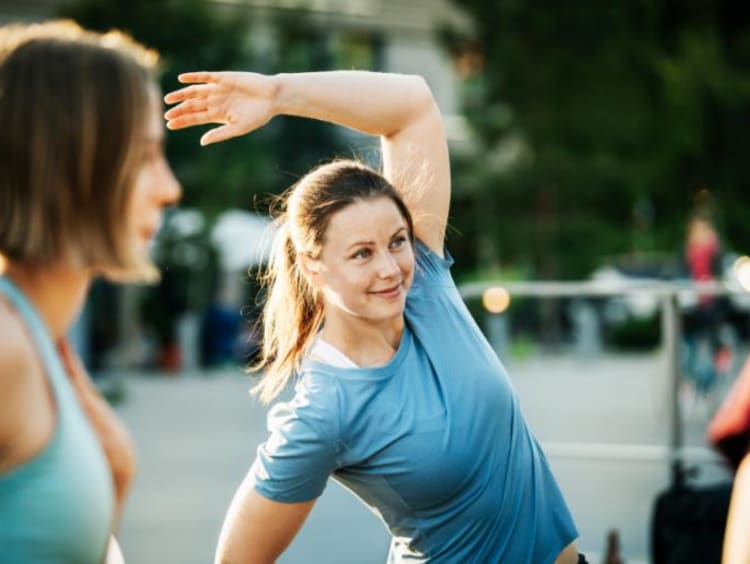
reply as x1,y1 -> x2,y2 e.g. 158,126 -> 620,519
164,71 -> 277,145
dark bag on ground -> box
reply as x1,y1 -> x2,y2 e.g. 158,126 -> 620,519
650,482 -> 732,564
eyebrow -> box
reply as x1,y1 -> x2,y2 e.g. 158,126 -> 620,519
345,226 -> 407,252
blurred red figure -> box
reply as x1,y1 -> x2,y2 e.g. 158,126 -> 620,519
682,213 -> 734,395
685,214 -> 721,307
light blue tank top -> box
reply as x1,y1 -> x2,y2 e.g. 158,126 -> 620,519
0,277 -> 114,564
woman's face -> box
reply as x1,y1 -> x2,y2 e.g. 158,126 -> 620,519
126,89 -> 181,259
310,196 -> 414,325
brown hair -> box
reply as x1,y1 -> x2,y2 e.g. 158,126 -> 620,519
0,20 -> 159,276
252,159 -> 414,403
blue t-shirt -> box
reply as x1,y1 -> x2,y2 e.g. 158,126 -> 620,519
251,241 -> 578,563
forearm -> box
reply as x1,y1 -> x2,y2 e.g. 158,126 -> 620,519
723,453 -> 750,563
271,71 -> 436,138
215,479 -> 314,564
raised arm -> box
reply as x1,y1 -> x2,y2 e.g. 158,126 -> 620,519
164,71 -> 450,254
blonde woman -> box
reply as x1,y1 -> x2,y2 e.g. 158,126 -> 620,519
0,21 -> 180,562
166,71 -> 580,563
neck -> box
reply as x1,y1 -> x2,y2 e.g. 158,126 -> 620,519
320,308 -> 404,366
4,262 -> 91,340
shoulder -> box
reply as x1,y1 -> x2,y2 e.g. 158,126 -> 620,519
254,370 -> 342,497
413,239 -> 453,281
408,239 -> 457,304
0,303 -> 37,393
267,370 -> 342,442
295,368 -> 342,408
0,305 -> 38,446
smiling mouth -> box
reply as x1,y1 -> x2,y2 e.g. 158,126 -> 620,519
370,283 -> 403,297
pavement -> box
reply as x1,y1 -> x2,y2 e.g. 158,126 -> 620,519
113,352 -> 734,564
115,370 -> 389,564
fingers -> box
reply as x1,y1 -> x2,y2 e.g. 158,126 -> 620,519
164,83 -> 218,132
177,71 -> 218,84
164,95 -> 215,130
166,110 -> 212,131
200,124 -> 243,146
164,83 -> 211,105
164,96 -> 209,121
163,71 -> 251,143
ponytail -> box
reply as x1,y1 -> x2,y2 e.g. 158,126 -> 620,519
250,217 -> 324,403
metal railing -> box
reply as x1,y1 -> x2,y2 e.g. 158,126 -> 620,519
458,279 -> 750,483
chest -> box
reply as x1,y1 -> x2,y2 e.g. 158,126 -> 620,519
335,345 -> 512,512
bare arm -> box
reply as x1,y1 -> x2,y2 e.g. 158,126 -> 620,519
215,473 -> 315,564
723,453 -> 750,564
164,71 -> 450,254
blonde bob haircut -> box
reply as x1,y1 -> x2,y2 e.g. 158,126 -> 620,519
0,20 -> 159,279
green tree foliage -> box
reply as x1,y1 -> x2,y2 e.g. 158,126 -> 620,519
263,11 -> 354,195
58,0 -> 347,216
58,0 -> 264,215
444,0 -> 750,279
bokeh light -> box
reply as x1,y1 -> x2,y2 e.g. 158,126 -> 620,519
734,255 -> 750,292
0,253 -> 6,275
482,286 -> 511,314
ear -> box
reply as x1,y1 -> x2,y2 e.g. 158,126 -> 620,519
297,252 -> 324,288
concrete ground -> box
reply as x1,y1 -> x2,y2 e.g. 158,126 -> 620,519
114,351 -> 733,564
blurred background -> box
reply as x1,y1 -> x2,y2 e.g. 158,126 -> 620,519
2,0 -> 750,562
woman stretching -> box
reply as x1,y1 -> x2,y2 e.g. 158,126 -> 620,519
165,70 -> 580,563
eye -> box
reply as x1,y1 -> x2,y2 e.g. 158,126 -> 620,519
390,236 -> 408,250
351,248 -> 372,260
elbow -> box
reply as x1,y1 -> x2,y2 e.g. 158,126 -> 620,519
408,74 -> 437,110
382,74 -> 440,138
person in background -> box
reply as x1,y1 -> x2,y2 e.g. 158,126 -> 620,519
685,212 -> 723,321
165,70 -> 581,563
683,213 -> 732,393
0,20 -> 180,563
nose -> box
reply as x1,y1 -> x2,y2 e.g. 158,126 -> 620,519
157,158 -> 182,206
376,249 -> 400,279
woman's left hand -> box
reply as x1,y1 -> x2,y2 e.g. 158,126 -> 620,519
163,71 -> 277,146
57,339 -> 136,520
